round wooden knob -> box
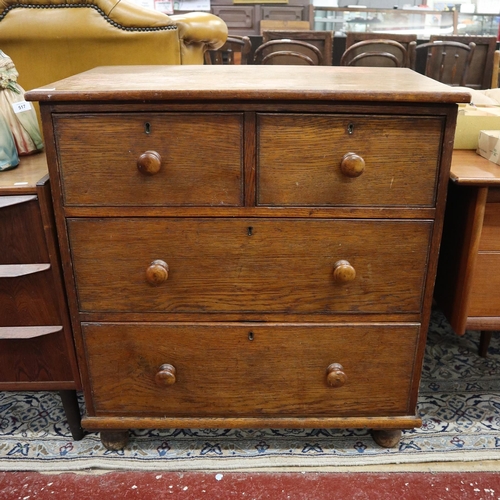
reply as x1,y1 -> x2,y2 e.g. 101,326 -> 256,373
340,152 -> 365,178
155,364 -> 176,386
146,259 -> 169,286
333,260 -> 356,283
137,150 -> 162,176
326,363 -> 347,388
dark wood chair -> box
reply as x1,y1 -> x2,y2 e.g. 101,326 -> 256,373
254,39 -> 323,65
429,35 -> 497,90
261,30 -> 333,65
344,32 -> 417,68
204,35 -> 252,65
341,39 -> 414,68
411,40 -> 476,87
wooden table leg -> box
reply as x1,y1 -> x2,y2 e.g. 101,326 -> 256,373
479,331 -> 493,358
58,390 -> 84,441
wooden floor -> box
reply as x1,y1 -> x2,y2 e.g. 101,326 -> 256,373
1,470 -> 500,499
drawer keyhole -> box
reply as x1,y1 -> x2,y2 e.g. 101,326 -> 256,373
144,122 -> 151,134
247,226 -> 253,236
347,123 -> 354,135
248,331 -> 254,341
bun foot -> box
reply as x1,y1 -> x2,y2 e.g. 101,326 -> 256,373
100,430 -> 129,450
371,429 -> 402,448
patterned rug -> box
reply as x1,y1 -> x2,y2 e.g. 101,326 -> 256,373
1,308 -> 499,471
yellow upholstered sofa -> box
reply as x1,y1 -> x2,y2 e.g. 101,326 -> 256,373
0,0 -> 227,95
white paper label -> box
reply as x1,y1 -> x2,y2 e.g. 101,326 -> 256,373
12,101 -> 32,114
176,0 -> 210,11
155,0 -> 173,13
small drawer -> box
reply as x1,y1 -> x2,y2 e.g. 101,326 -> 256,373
82,322 -> 419,417
261,6 -> 304,21
0,196 -> 48,264
68,217 -> 432,314
257,113 -> 443,207
212,6 -> 255,31
479,202 -> 500,251
468,252 -> 500,317
53,113 -> 244,207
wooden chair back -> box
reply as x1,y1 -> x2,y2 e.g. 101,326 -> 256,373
429,35 -> 497,90
341,39 -> 414,68
412,41 -> 476,87
346,33 -> 417,46
492,50 -> 500,89
254,39 -> 323,65
345,33 -> 417,68
259,20 -> 310,34
205,35 -> 252,65
261,30 -> 333,65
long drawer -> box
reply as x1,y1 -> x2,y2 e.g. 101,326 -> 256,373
53,113 -> 244,207
68,217 -> 432,314
257,113 -> 443,207
82,322 -> 419,417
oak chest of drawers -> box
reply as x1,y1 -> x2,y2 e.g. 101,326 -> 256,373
27,65 -> 469,450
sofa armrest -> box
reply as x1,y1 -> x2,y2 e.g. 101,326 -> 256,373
170,12 -> 228,64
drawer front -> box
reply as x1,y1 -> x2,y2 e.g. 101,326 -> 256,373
257,113 -> 443,207
479,202 -> 500,251
54,113 -> 244,207
261,6 -> 304,21
0,197 -> 48,264
68,218 -> 431,314
468,252 -> 500,317
83,322 -> 419,417
212,6 -> 256,31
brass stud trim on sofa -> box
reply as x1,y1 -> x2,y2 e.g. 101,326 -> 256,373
0,4 -> 178,31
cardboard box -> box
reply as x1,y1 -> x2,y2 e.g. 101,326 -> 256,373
477,130 -> 500,165
454,104 -> 500,149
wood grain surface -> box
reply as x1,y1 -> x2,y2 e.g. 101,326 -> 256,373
68,217 -> 432,314
54,113 -> 244,206
25,66 -> 471,104
257,113 -> 442,207
83,322 -> 419,417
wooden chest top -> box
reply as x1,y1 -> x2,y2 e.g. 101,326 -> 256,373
26,66 -> 471,104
